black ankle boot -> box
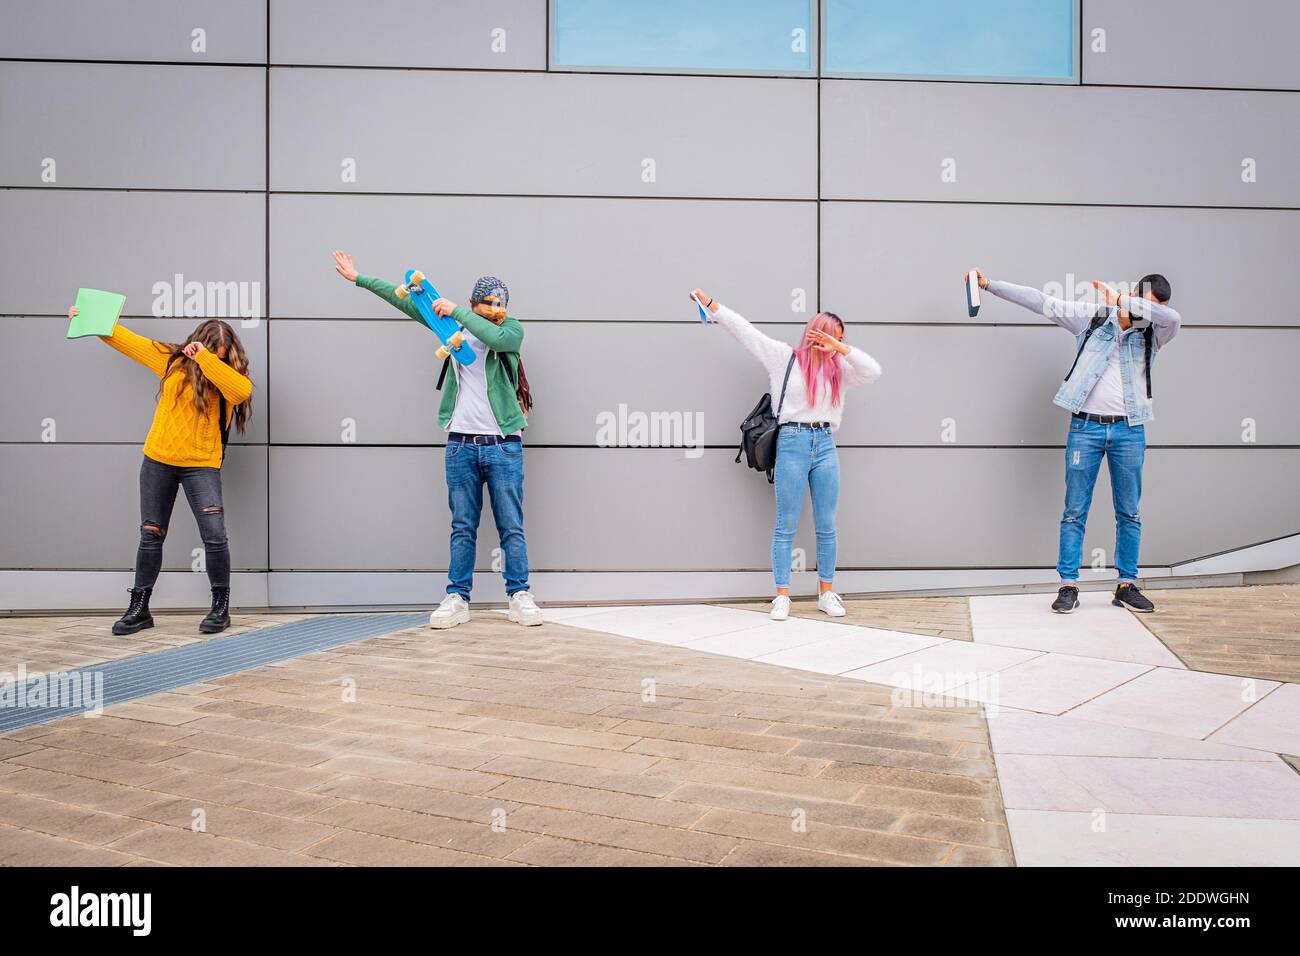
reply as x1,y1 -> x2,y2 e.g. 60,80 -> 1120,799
112,587 -> 154,635
199,586 -> 231,634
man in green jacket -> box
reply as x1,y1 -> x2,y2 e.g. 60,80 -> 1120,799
333,251 -> 541,629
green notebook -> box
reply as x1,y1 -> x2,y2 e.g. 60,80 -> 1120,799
67,288 -> 126,339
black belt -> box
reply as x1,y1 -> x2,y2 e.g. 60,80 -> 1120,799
1073,412 -> 1127,425
448,433 -> 521,445
781,421 -> 832,430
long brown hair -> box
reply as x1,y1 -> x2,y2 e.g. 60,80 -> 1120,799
154,319 -> 253,433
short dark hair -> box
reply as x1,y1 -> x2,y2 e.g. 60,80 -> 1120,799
1136,274 -> 1172,303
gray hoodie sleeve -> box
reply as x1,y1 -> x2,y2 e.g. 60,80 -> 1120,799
985,279 -> 1101,336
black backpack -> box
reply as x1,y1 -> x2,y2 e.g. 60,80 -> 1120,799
735,354 -> 796,484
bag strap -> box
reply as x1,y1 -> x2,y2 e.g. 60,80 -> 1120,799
1143,325 -> 1154,399
1062,310 -> 1110,385
217,393 -> 231,456
436,355 -> 451,391
765,354 -> 797,484
775,353 -> 796,417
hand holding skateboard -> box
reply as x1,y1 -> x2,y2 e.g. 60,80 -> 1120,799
395,270 -> 474,365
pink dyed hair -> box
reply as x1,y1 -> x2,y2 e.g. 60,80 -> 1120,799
793,312 -> 846,408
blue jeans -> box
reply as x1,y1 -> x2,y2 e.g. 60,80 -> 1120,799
444,438 -> 529,600
1058,418 -> 1145,584
772,426 -> 840,588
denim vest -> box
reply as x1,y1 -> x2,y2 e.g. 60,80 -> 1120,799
1052,310 -> 1156,426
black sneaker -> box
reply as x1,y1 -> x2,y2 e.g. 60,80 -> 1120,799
1051,586 -> 1079,614
1113,583 -> 1155,613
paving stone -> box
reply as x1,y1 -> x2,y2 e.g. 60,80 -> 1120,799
130,797 -> 336,852
0,609 -> 1011,867
504,804 -> 738,864
0,791 -> 152,845
692,808 -> 952,866
0,822 -> 138,866
107,823 -> 333,867
507,834 -> 699,867
487,777 -> 708,828
306,799 -> 534,857
304,829 -> 521,867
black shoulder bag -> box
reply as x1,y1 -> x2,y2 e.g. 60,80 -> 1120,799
735,354 -> 796,484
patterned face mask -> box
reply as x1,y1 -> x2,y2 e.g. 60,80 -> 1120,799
470,276 -> 509,310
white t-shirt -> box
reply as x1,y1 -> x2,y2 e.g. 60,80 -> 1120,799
448,331 -> 518,436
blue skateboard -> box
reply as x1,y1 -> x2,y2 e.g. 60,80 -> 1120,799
395,269 -> 475,366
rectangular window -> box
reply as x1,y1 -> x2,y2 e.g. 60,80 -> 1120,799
552,0 -> 815,75
824,0 -> 1078,83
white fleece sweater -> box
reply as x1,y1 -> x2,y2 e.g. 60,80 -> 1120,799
714,304 -> 882,431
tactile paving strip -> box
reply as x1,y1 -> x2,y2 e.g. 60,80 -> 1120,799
0,612 -> 428,734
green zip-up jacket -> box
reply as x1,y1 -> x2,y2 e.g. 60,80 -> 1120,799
355,274 -> 527,434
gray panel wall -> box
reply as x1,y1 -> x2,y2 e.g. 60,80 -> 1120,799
0,62 -> 265,189
270,68 -> 817,197
1,2 -> 1296,604
0,0 -> 267,63
270,0 -> 546,70
269,194 -> 816,322
821,80 -> 1300,206
1083,0 -> 1300,91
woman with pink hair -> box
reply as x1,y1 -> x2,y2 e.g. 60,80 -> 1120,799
692,289 -> 882,621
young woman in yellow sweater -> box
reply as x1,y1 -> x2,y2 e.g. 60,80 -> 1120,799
67,307 -> 254,635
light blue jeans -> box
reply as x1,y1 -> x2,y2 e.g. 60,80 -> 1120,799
444,437 -> 529,600
772,425 -> 840,588
1058,417 -> 1145,583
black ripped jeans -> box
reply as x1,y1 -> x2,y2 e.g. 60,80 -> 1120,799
135,455 -> 229,590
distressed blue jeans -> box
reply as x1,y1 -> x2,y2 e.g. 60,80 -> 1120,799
1058,418 -> 1145,584
772,425 -> 840,588
444,438 -> 529,600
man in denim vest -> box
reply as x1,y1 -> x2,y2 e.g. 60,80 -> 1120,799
967,267 -> 1182,614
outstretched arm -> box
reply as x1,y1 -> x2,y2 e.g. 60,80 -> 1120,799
969,268 -> 1098,335
692,288 -> 791,372
87,312 -> 170,377
333,250 -> 423,325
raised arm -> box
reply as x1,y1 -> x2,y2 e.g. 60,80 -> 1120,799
693,289 -> 791,371
99,323 -> 170,377
333,250 -> 423,325
982,278 -> 1099,335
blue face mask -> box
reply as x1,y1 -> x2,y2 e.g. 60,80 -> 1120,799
470,276 -> 509,310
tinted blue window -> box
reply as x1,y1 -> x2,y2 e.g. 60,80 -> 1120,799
554,0 -> 814,74
825,0 -> 1077,82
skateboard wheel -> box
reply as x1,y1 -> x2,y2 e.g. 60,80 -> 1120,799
395,284 -> 408,300
435,345 -> 450,361
410,270 -> 425,285
449,332 -> 465,348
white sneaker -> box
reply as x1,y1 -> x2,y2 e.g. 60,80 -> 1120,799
507,591 -> 544,627
770,595 -> 791,621
429,593 -> 470,629
818,591 -> 846,618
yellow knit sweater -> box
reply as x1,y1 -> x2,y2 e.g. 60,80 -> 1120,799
103,325 -> 253,469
